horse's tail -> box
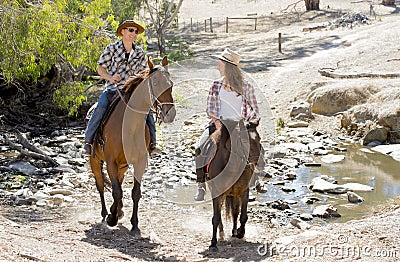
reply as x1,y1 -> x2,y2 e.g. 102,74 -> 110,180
225,195 -> 233,220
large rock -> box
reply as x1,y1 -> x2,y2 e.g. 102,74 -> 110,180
290,101 -> 314,120
340,86 -> 400,141
363,125 -> 389,145
312,204 -> 341,218
310,177 -> 373,193
307,84 -> 378,115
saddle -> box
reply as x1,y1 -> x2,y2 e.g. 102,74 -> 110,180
86,90 -> 124,156
198,119 -> 250,174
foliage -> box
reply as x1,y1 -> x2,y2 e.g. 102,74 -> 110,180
164,36 -> 194,62
0,0 -> 115,115
276,117 -> 285,133
111,0 -> 142,24
0,0 -> 113,82
53,81 -> 87,116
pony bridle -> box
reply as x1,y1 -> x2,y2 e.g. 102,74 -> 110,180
147,69 -> 174,123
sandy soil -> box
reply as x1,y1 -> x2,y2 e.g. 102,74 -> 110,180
1,1 -> 400,261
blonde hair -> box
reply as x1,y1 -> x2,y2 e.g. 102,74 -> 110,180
223,61 -> 244,95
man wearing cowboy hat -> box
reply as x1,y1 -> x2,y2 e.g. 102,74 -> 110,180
83,20 -> 161,156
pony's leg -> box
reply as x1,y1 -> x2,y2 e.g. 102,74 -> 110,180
237,188 -> 249,239
231,195 -> 240,238
210,195 -> 222,252
130,161 -> 145,237
90,158 -> 108,221
218,220 -> 224,240
106,161 -> 123,227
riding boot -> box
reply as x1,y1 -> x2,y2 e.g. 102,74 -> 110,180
83,143 -> 92,155
194,165 -> 206,201
194,182 -> 206,201
146,114 -> 162,157
83,89 -> 113,156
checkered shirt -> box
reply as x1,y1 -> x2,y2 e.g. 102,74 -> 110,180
97,40 -> 147,90
206,77 -> 260,122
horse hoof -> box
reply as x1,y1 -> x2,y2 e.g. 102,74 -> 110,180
130,227 -> 141,238
106,215 -> 118,227
118,211 -> 124,220
237,229 -> 245,239
208,246 -> 218,252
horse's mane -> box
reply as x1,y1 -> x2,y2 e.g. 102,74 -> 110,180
122,71 -> 149,98
122,64 -> 162,99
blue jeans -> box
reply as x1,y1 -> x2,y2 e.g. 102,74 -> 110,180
85,89 -> 157,144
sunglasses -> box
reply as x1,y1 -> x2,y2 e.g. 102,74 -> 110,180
125,28 -> 139,34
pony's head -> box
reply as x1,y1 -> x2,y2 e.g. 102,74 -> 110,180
245,120 -> 264,169
147,56 -> 176,123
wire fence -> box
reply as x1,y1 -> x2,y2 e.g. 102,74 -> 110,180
177,15 -> 260,33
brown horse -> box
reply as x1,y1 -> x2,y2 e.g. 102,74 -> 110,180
88,57 -> 175,237
205,119 -> 263,251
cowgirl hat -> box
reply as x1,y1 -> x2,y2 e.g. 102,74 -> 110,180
212,48 -> 244,67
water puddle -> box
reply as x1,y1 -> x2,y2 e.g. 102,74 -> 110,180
166,144 -> 400,223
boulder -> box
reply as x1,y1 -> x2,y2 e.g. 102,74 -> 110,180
290,101 -> 314,120
347,191 -> 364,203
307,85 -> 378,115
312,204 -> 341,218
363,125 -> 389,145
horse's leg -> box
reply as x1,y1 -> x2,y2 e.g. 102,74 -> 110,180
210,195 -> 222,252
117,167 -> 126,220
106,161 -> 123,227
231,195 -> 240,238
237,188 -> 249,239
90,158 -> 108,221
130,161 -> 145,237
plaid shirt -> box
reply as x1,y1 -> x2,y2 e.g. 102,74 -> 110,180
97,40 -> 147,90
206,77 -> 260,122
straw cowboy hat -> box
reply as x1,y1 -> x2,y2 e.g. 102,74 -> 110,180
116,20 -> 145,37
213,48 -> 244,67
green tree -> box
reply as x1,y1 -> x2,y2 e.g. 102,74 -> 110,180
0,0 -> 116,115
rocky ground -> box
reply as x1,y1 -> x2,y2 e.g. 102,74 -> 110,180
1,0 -> 400,261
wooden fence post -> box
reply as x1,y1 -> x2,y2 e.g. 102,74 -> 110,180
226,17 -> 229,33
210,17 -> 213,33
254,18 -> 257,30
278,33 -> 282,53
190,18 -> 193,31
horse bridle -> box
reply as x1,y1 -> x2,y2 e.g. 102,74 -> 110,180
115,67 -> 174,118
146,70 -> 174,123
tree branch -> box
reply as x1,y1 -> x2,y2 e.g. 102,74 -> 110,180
318,69 -> 400,79
3,135 -> 58,166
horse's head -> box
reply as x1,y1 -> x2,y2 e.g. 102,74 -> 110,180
147,56 -> 176,123
245,120 -> 265,169
217,119 -> 264,168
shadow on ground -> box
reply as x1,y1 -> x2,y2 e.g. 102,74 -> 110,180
199,238 -> 265,261
82,222 -> 162,261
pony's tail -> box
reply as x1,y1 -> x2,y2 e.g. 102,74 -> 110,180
225,195 -> 233,220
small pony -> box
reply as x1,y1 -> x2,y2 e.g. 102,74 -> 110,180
205,119 -> 263,251
88,57 -> 175,237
